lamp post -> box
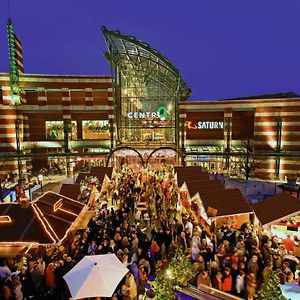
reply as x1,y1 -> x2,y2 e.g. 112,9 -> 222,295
38,174 -> 44,195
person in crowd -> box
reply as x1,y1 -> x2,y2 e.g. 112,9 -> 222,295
11,274 -> 23,300
125,272 -> 137,300
221,267 -> 232,293
197,271 -> 211,288
246,272 -> 257,300
235,271 -> 245,298
45,262 -> 56,296
212,271 -> 222,290
283,234 -> 294,253
137,264 -> 147,297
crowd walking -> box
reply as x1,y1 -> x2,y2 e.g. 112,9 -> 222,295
1,165 -> 300,299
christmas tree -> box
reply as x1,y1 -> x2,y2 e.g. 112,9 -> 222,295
257,271 -> 287,300
152,250 -> 194,300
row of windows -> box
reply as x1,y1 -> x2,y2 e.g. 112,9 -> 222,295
45,120 -> 109,140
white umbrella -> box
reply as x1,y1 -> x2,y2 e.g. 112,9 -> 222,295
64,254 -> 128,299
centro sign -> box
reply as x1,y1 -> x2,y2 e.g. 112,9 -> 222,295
197,121 -> 224,129
127,106 -> 168,120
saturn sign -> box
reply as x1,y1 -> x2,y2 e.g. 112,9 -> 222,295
185,120 -> 224,130
197,121 -> 224,129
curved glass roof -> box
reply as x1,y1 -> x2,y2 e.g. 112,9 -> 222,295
102,26 -> 191,99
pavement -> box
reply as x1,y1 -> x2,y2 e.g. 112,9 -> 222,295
223,177 -> 283,203
31,174 -> 71,200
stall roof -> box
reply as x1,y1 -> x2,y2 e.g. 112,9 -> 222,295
178,166 -> 252,218
75,167 -> 113,184
0,203 -> 55,244
0,192 -> 89,247
187,180 -> 224,200
33,191 -> 85,242
191,183 -> 252,217
59,184 -> 81,201
90,167 -> 113,177
252,192 -> 300,226
174,166 -> 209,187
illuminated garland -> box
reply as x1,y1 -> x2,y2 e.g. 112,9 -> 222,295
257,271 -> 287,300
152,250 -> 194,300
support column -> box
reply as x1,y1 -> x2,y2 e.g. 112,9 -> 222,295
15,117 -> 22,179
275,116 -> 282,180
108,87 -> 115,148
62,88 -> 71,176
224,109 -> 232,171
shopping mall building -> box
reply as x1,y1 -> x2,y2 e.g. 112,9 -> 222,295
1,20 -> 300,181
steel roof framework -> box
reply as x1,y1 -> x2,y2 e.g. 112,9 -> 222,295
102,27 -> 191,147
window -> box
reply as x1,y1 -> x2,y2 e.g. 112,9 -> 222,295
46,121 -> 64,140
71,121 -> 77,140
82,120 -> 109,140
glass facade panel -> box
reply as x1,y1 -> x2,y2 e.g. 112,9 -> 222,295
118,89 -> 176,145
82,120 -> 109,140
46,121 -> 64,140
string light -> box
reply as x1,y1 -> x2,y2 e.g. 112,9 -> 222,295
0,216 -> 11,223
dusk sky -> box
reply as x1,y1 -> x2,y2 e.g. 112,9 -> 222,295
0,0 -> 300,100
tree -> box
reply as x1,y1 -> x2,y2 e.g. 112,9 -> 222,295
152,250 -> 194,300
257,271 -> 287,300
233,138 -> 262,181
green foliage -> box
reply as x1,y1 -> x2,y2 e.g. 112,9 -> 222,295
152,250 -> 194,300
257,271 -> 287,300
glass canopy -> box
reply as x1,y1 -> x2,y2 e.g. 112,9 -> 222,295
102,26 -> 191,147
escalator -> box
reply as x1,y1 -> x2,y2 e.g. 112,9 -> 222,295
176,285 -> 243,300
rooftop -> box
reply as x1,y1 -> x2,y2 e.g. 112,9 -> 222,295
252,192 -> 300,226
222,92 -> 299,101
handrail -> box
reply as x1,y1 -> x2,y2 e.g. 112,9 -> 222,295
176,285 -> 243,300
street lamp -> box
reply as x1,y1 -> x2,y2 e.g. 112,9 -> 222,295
38,174 -> 44,195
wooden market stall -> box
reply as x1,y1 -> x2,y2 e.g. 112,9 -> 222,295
0,191 -> 90,257
252,192 -> 300,238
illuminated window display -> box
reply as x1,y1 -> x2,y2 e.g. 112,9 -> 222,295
46,121 -> 64,140
82,120 -> 109,140
119,95 -> 176,145
71,121 -> 77,140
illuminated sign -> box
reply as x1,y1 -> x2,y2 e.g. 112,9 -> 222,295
127,105 -> 168,120
198,121 -> 223,129
186,121 -> 224,130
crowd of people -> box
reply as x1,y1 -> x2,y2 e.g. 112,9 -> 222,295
1,165 -> 300,300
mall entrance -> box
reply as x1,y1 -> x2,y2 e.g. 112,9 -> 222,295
106,147 -> 184,168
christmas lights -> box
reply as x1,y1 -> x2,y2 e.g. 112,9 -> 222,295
0,216 -> 11,223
